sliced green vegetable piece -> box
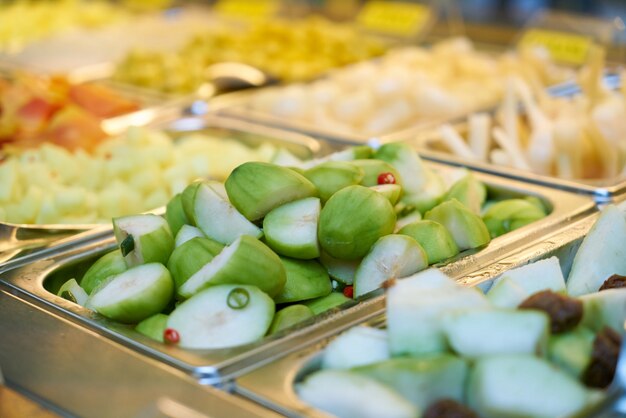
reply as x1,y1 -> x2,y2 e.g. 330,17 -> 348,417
275,257 -> 332,303
407,169 -> 448,214
318,185 -> 396,260
350,159 -> 400,187
444,173 -> 486,214
548,326 -> 595,378
166,284 -> 274,349
113,214 -> 174,267
369,184 -> 402,205
167,237 -> 224,290
354,234 -> 428,298
442,308 -> 550,358
524,196 -> 547,212
319,251 -> 360,285
190,181 -> 262,245
425,199 -> 490,251
297,370 -> 418,418
397,220 -> 459,265
387,269 -> 489,356
81,250 -> 127,295
353,354 -> 469,410
482,198 -> 546,238
174,224 -> 205,247
225,162 -> 318,221
263,197 -> 321,259
374,142 -> 427,193
135,313 -> 169,343
165,193 -> 189,236
375,143 -> 446,213
177,235 -> 286,299
567,205 -> 626,296
467,355 -> 592,418
329,145 -> 373,161
268,304 -> 314,334
485,277 -> 527,309
322,326 -> 389,370
181,181 -> 203,224
300,146 -> 374,170
57,278 -> 88,306
580,288 -> 626,333
87,263 -> 174,324
303,292 -> 351,315
487,256 -> 565,308
303,161 -> 364,203
394,210 -> 422,232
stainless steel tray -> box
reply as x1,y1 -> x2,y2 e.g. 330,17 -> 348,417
217,46 -> 582,148
0,161 -> 596,385
396,122 -> 626,202
233,212 -> 624,418
0,114 -> 323,267
219,80 -> 581,149
0,4 -> 222,76
0,66 -> 174,266
383,73 -> 626,202
0,64 -> 171,120
0,5 -> 241,114
1,5 -> 393,106
219,83 -> 475,148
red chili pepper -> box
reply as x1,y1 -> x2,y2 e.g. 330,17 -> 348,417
163,328 -> 180,344
377,172 -> 396,185
343,285 -> 354,298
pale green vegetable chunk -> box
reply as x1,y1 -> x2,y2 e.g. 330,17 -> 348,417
297,370 -> 418,418
468,355 -> 592,418
167,284 -> 274,349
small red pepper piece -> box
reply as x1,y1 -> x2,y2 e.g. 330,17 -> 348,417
377,172 -> 396,185
163,328 -> 180,344
343,285 -> 354,298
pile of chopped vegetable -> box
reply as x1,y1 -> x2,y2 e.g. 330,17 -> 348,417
433,46 -> 626,180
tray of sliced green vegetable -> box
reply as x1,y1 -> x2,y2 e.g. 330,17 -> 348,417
0,142 -> 595,385
233,204 -> 626,418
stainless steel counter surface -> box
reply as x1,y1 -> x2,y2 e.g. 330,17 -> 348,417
0,285 -> 279,418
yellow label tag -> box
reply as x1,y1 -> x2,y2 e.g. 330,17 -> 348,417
519,28 -> 593,65
214,0 -> 279,20
356,1 -> 431,38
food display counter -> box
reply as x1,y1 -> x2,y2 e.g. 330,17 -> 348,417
1,1 -> 626,417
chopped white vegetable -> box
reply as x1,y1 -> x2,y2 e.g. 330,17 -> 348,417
468,113 -> 491,161
439,124 -> 477,160
492,127 -> 531,171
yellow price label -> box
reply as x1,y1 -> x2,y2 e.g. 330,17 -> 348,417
356,1 -> 431,38
214,0 -> 279,20
519,28 -> 593,65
